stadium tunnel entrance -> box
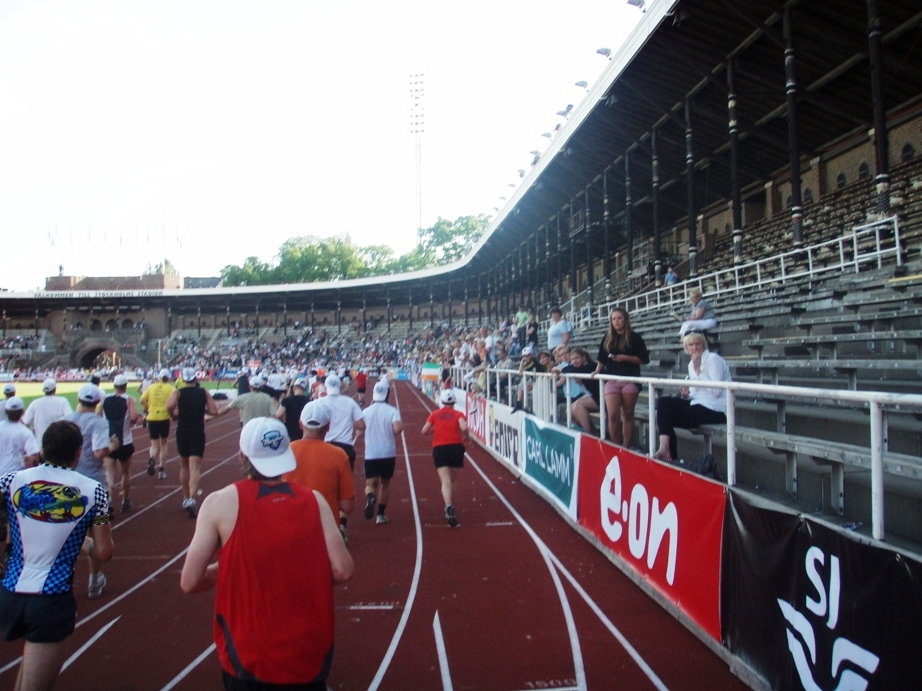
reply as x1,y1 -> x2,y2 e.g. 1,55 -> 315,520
74,340 -> 124,370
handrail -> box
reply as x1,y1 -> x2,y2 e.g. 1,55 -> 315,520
453,361 -> 922,542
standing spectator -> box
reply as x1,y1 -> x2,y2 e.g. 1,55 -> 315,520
421,389 -> 469,527
515,305 -> 530,349
101,374 -> 141,513
546,307 -> 573,351
0,420 -> 113,691
275,378 -> 310,441
678,288 -> 718,337
524,312 -> 540,351
215,375 -> 277,426
139,368 -> 175,479
321,375 -> 365,544
362,381 -> 404,525
0,398 -> 39,474
664,265 -> 679,285
166,368 -> 219,518
591,309 -> 649,448
23,378 -> 72,444
180,417 -> 354,690
654,332 -> 732,461
68,384 -> 119,598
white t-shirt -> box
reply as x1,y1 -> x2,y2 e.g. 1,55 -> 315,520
362,402 -> 401,460
23,395 -> 73,445
547,318 -> 573,350
0,420 -> 40,474
323,394 -> 364,446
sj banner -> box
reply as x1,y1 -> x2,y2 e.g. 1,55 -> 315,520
523,416 -> 579,519
577,437 -> 725,641
722,490 -> 922,690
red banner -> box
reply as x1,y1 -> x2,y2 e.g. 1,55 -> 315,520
577,437 -> 725,641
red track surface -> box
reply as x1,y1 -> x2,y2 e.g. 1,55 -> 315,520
0,380 -> 749,690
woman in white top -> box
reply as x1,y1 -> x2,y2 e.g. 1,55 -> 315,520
654,332 -> 732,461
678,288 -> 718,337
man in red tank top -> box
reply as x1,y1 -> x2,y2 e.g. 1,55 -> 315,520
180,418 -> 354,689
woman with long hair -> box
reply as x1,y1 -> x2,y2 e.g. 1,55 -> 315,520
591,308 -> 649,447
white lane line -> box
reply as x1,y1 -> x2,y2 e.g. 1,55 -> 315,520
60,616 -> 121,672
541,549 -> 586,690
160,643 -> 217,690
433,611 -> 454,691
367,385 -> 425,691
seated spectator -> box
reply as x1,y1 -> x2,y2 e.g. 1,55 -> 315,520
665,265 -> 679,285
654,332 -> 732,461
511,346 -> 545,413
568,349 -> 602,432
677,288 -> 718,337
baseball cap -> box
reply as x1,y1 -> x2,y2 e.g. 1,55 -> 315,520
4,396 -> 24,412
159,368 -> 171,380
325,375 -> 342,395
440,389 -> 456,405
181,367 -> 197,382
293,378 -> 307,389
521,346 -> 535,356
78,384 -> 103,404
42,378 -> 57,392
250,375 -> 265,388
299,399 -> 333,429
372,381 -> 389,402
113,374 -> 128,387
239,417 -> 296,477
3,384 -> 15,395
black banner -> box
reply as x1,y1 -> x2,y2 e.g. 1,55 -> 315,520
721,491 -> 922,690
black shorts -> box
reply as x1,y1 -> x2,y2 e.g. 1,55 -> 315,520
148,419 -> 170,440
110,442 -> 135,463
329,442 -> 356,471
0,589 -> 77,644
364,457 -> 396,479
433,444 -> 465,469
357,388 -> 366,394
176,427 -> 206,458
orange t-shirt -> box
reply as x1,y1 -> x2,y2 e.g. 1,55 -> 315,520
283,439 -> 355,515
427,407 -> 466,447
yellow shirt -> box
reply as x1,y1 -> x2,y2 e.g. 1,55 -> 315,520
140,381 -> 176,421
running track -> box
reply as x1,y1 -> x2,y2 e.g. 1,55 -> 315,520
0,380 -> 749,690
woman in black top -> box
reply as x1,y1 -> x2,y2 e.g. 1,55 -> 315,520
592,308 -> 649,448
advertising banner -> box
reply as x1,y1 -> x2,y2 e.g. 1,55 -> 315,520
577,437 -> 725,641
722,491 -> 922,690
523,417 -> 579,519
486,401 -> 523,471
466,392 -> 487,444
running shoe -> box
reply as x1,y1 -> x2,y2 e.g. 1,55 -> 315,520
186,498 -> 198,519
376,514 -> 389,525
88,572 -> 107,599
445,505 -> 458,528
121,498 -> 132,513
147,458 -> 155,476
364,493 -> 376,520
158,468 -> 167,480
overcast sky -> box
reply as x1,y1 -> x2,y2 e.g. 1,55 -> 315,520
0,0 -> 643,292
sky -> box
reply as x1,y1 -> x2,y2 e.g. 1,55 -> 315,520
0,0 -> 644,292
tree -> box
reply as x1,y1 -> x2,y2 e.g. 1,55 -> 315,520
148,259 -> 180,275
417,214 -> 489,264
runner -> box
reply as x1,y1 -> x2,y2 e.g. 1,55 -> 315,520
354,368 -> 368,407
362,381 -> 403,525
101,374 -> 141,513
22,378 -> 72,444
139,368 -> 175,479
0,398 -> 39,474
321,375 -> 365,543
421,389 -> 469,528
275,378 -> 310,441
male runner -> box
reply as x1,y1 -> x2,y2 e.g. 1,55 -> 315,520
362,381 -> 403,525
101,374 -> 140,513
139,368 -> 175,479
166,368 -> 218,518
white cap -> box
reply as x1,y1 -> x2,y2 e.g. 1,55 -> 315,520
3,384 -> 15,396
299,399 -> 332,429
4,396 -> 24,412
325,375 -> 341,395
250,375 -> 265,388
440,389 -> 456,405
293,378 -> 307,389
521,346 -> 535,356
113,374 -> 128,387
372,381 -> 389,402
42,377 -> 57,392
78,384 -> 103,404
181,367 -> 197,382
239,417 -> 296,477
159,368 -> 172,380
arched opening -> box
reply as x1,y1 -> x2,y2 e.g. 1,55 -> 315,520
836,172 -> 847,189
90,319 -> 103,332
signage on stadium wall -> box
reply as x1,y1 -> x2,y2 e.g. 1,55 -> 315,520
466,393 -> 487,444
577,437 -> 725,641
523,417 -> 579,519
721,491 -> 922,690
486,401 -> 522,471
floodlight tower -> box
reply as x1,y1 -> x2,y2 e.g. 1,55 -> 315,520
409,74 -> 425,240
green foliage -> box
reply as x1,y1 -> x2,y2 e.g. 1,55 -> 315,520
148,258 -> 180,276
218,215 -> 488,287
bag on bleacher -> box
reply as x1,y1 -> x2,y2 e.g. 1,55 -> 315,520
674,454 -> 718,480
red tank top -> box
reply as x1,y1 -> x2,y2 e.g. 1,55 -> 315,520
214,480 -> 334,684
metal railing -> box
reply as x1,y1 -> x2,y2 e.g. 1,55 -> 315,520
456,361 -> 922,542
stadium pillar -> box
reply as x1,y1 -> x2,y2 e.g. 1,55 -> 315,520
254,302 -> 260,339
784,8 -> 805,248
603,171 -> 612,300
568,203 -> 577,301
728,60 -> 744,265
477,274 -> 483,326
867,0 -> 891,216
226,305 -> 230,336
556,215 -> 564,304
336,298 -> 341,335
652,130 -> 662,285
408,292 -> 413,333
463,280 -> 468,329
197,304 -> 201,339
625,152 -> 634,291
585,185 -> 594,313
362,296 -> 367,330
447,286 -> 452,331
386,292 -> 392,333
310,299 -> 315,329
283,302 -> 287,337
685,99 -> 698,277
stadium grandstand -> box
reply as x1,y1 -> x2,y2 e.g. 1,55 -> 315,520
3,1 -> 922,687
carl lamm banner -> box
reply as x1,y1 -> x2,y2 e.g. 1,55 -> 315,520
721,491 -> 922,690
